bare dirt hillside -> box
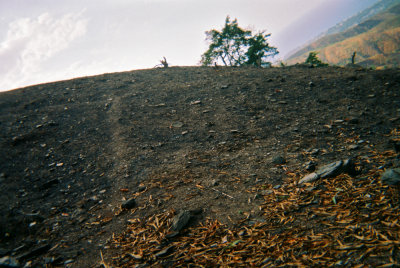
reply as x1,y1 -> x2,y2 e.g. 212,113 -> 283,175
0,66 -> 399,267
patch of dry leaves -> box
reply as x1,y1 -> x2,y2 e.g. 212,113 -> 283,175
106,133 -> 400,267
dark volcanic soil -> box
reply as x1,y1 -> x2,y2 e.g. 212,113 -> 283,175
0,66 -> 399,267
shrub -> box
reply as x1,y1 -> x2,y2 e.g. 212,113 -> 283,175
305,51 -> 328,67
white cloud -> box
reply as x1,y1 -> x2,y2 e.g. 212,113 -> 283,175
0,11 -> 88,91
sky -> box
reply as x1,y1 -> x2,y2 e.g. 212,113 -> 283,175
0,0 -> 380,92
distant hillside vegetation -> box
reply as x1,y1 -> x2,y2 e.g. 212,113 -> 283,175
286,2 -> 400,68
322,0 -> 399,36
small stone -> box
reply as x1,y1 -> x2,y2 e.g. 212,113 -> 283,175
272,156 -> 286,165
262,190 -> 274,195
121,198 -> 136,209
172,210 -> 191,232
137,185 -> 146,192
381,168 -> 400,185
190,100 -> 201,105
310,149 -> 320,156
348,144 -> 359,150
348,117 -> 359,124
209,179 -> 219,186
305,186 -> 317,192
171,122 -> 183,128
305,161 -> 316,172
0,256 -> 19,267
309,81 -> 315,87
299,172 -> 319,184
64,259 -> 74,265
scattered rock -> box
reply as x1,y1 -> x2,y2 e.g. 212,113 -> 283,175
348,117 -> 359,124
305,161 -> 316,172
0,256 -> 19,267
348,144 -> 359,150
299,159 -> 355,185
310,149 -> 320,156
171,122 -> 183,128
317,160 -> 344,179
272,156 -> 286,165
190,100 -> 201,105
262,190 -> 274,195
381,168 -> 400,185
137,185 -> 146,192
171,210 -> 192,232
121,198 -> 136,209
299,172 -> 319,184
64,259 -> 74,265
209,179 -> 219,187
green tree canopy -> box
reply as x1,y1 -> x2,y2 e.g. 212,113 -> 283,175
305,51 -> 328,67
201,16 -> 278,67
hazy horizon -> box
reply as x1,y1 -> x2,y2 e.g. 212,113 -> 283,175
0,0 -> 381,92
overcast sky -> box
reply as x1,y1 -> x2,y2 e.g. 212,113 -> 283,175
0,0 -> 380,92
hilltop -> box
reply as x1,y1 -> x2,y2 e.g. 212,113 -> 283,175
286,2 -> 400,68
0,66 -> 399,267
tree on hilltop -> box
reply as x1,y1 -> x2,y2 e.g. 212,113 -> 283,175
200,16 -> 278,67
305,51 -> 328,67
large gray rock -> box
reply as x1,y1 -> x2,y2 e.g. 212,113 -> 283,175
317,161 -> 343,179
171,210 -> 191,232
299,159 -> 355,185
381,168 -> 400,185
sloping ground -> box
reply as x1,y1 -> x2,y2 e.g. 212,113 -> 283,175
107,149 -> 400,267
286,3 -> 400,68
0,66 -> 399,267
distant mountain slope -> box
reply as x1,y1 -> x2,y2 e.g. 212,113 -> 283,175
286,1 -> 400,68
323,0 -> 399,36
